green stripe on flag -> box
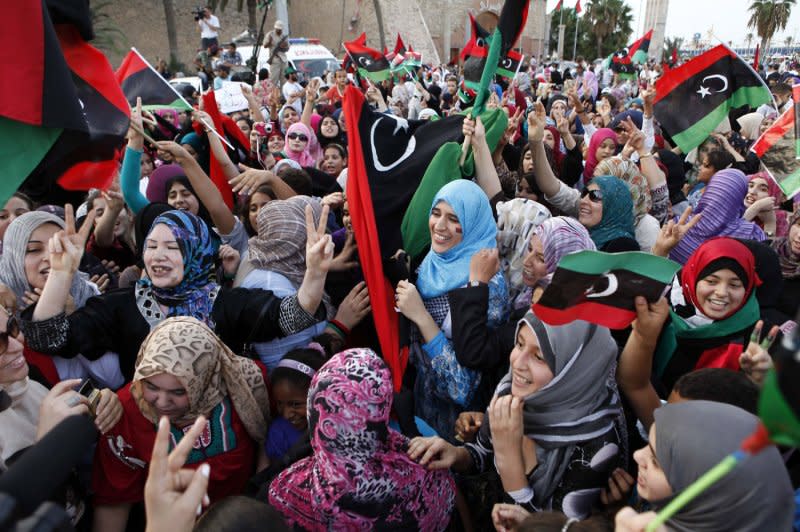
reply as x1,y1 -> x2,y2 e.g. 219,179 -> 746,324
558,250 -> 680,284
142,99 -> 193,111
632,49 -> 648,64
358,67 -> 391,82
671,85 -> 771,153
777,167 -> 800,198
0,117 -> 62,207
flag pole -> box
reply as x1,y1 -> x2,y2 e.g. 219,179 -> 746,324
130,47 -> 233,149
572,10 -> 579,60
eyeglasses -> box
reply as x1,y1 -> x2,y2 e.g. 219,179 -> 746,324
287,133 -> 308,142
580,188 -> 603,203
0,316 -> 20,356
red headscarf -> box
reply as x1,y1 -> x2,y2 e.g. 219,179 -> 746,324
583,128 -> 618,183
680,237 -> 761,320
748,172 -> 789,236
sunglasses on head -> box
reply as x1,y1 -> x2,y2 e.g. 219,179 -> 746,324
287,132 -> 308,142
0,316 -> 20,356
581,188 -> 603,203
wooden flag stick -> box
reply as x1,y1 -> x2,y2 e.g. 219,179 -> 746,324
129,121 -> 159,148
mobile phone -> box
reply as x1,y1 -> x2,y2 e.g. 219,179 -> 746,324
78,378 -> 101,417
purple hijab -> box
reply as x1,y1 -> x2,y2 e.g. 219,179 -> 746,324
670,168 -> 765,264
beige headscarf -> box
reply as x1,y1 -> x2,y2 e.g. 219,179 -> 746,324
131,316 -> 269,443
737,112 -> 765,141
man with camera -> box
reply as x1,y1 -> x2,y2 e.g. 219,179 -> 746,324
196,6 -> 221,52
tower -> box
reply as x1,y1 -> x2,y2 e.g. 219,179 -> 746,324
643,0 -> 669,62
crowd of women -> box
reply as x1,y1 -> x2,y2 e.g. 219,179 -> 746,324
0,50 -> 799,532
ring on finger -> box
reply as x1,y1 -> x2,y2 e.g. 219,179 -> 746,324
65,395 -> 82,408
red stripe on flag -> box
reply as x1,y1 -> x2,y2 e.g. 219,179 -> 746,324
532,301 -> 637,329
344,86 -> 408,391
57,158 -> 119,191
199,91 -> 236,210
654,45 -> 731,104
115,49 -> 150,84
751,106 -> 794,157
0,2 -> 45,125
56,25 -> 130,116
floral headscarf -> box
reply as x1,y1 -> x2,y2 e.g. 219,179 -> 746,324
137,210 -> 219,325
594,156 -> 653,224
132,316 -> 269,442
269,348 -> 455,530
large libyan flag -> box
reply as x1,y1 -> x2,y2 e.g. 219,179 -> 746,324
750,105 -> 800,199
654,44 -> 771,154
533,251 -> 680,329
0,0 -> 130,207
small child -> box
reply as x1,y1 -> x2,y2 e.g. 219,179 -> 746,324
265,345 -> 326,462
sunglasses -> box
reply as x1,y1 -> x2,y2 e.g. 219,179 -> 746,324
0,316 -> 20,356
580,188 -> 603,203
287,133 -> 309,142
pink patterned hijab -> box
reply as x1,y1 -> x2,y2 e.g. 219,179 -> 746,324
283,122 -> 322,167
583,128 -> 618,183
269,348 -> 455,530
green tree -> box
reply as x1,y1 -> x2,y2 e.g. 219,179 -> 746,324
584,0 -> 633,59
748,0 -> 796,55
663,36 -> 684,58
547,8 -> 609,61
90,0 -> 127,55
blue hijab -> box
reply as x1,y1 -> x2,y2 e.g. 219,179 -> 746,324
138,210 -> 220,325
587,175 -> 636,249
416,180 -> 497,299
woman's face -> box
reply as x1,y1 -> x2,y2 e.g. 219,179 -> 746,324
25,223 -> 60,290
521,149 -> 534,174
697,155 -> 715,184
143,223 -> 185,289
338,113 -> 347,133
320,116 -> 339,138
181,144 -> 200,162
744,177 -> 770,206
790,217 -> 800,256
342,199 -> 352,232
248,191 -> 271,233
287,130 -> 309,153
550,100 -> 567,119
428,200 -> 463,254
141,372 -> 190,424
633,424 -> 674,502
509,324 -> 554,398
140,152 -> 155,178
695,268 -> 746,319
167,183 -> 200,215
282,107 -> 299,129
236,119 -> 251,136
517,178 -> 538,202
591,114 -> 605,129
273,379 -> 308,432
595,138 -> 616,162
522,234 -> 548,287
0,311 -> 27,386
543,129 -> 555,151
578,184 -> 603,228
321,147 -> 346,176
760,117 -> 775,135
0,196 -> 31,241
268,134 -> 284,153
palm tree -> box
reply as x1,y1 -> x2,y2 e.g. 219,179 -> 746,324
585,0 -> 633,58
663,36 -> 684,58
90,0 -> 127,55
161,0 -> 180,68
209,0 -> 260,33
745,32 -> 754,53
785,35 -> 794,52
748,0 -> 796,57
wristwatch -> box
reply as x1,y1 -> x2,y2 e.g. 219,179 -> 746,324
468,280 -> 487,288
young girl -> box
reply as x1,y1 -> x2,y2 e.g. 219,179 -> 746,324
264,345 -> 326,462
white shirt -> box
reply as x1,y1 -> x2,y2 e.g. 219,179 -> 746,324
199,15 -> 220,39
282,80 -> 304,114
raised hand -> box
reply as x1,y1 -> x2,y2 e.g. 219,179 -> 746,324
48,205 -> 96,275
155,141 -> 193,165
144,417 -> 211,532
305,203 -> 334,276
395,280 -> 428,324
329,231 -> 358,272
741,320 -> 777,386
632,296 -> 670,339
333,281 -> 371,330
218,244 -> 241,276
469,248 -> 499,284
230,163 -> 273,195
454,411 -> 484,443
128,97 -> 144,150
651,206 -> 702,257
527,100 -> 546,143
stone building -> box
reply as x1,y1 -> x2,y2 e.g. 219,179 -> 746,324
643,0 -> 670,62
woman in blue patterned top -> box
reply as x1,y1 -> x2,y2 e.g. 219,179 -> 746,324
395,179 -> 509,443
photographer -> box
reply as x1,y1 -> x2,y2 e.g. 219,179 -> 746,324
196,6 -> 221,52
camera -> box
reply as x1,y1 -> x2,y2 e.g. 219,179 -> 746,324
254,122 -> 272,137
192,6 -> 205,21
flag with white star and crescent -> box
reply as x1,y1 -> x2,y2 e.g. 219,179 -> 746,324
654,44 -> 771,154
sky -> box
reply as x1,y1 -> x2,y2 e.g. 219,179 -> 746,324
546,0 -> 800,49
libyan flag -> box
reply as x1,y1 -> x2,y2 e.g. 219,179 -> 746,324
0,0 -> 130,207
605,29 -> 652,78
344,38 -> 391,82
654,44 -> 771,154
750,105 -> 800,199
116,48 -> 192,111
533,251 -> 680,329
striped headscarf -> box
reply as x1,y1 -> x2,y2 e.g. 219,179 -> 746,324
594,156 -> 652,224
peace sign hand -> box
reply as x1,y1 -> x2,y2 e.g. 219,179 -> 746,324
305,203 -> 334,277
527,100 -> 547,143
651,206 -> 702,257
48,204 -> 96,275
741,320 -> 777,386
144,416 -> 211,532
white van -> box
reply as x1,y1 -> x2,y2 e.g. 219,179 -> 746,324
238,38 -> 340,81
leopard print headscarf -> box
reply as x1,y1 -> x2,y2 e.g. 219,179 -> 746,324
131,316 -> 269,443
